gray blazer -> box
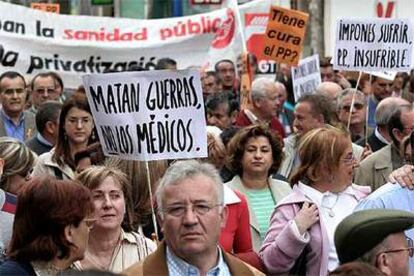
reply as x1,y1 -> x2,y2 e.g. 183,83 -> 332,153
0,110 -> 36,141
354,144 -> 402,191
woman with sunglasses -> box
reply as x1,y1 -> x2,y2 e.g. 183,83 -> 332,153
74,165 -> 156,273
0,177 -> 94,275
260,127 -> 371,275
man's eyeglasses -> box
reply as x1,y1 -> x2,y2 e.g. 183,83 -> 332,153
342,153 -> 355,164
379,237 -> 414,258
34,87 -> 57,95
161,203 -> 223,217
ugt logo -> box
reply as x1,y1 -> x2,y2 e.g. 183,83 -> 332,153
376,0 -> 396,18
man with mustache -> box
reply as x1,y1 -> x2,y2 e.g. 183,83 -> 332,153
0,71 -> 36,142
123,160 -> 264,276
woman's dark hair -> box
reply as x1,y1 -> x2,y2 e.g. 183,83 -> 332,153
53,92 -> 93,169
226,124 -> 284,176
8,177 -> 93,262
74,143 -> 105,167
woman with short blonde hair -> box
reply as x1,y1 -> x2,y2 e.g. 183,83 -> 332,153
74,165 -> 156,273
260,127 -> 371,275
0,137 -> 36,195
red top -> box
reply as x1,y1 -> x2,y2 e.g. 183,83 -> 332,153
219,189 -> 265,272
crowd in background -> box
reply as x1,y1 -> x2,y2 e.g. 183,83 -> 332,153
1,54 -> 414,275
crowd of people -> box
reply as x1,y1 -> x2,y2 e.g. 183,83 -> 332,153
1,54 -> 414,276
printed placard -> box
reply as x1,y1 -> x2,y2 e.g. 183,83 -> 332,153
334,18 -> 414,72
82,69 -> 208,161
291,54 -> 321,101
0,1 -> 242,89
262,6 -> 309,66
369,71 -> 397,81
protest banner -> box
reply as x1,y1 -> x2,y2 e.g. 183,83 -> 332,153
333,18 -> 414,72
82,69 -> 207,161
369,71 -> 397,81
0,1 -> 247,89
291,54 -> 321,101
324,1 -> 414,57
262,6 -> 309,66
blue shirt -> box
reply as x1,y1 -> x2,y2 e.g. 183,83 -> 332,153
367,96 -> 378,129
0,109 -> 25,142
355,183 -> 414,274
166,246 -> 231,276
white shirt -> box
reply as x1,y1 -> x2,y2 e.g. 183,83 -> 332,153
375,127 -> 390,145
298,182 -> 359,271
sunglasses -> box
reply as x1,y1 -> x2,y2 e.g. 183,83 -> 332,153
341,103 -> 364,112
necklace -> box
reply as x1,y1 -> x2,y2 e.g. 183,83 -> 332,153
321,194 -> 340,217
85,232 -> 122,271
31,261 -> 62,276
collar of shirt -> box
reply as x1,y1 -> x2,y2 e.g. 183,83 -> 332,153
369,94 -> 379,105
29,106 -> 37,114
375,127 -> 390,145
0,108 -> 24,127
36,132 -> 53,147
244,109 -> 259,124
223,185 -> 241,205
298,182 -> 358,207
166,245 -> 230,276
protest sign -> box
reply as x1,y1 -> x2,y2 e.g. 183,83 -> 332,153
334,18 -> 414,72
369,71 -> 397,81
291,54 -> 321,101
82,69 -> 208,161
262,6 -> 309,66
0,1 -> 246,89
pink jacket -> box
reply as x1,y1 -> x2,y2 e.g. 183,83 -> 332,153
259,184 -> 370,276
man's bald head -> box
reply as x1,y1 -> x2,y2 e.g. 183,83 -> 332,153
315,82 -> 342,104
375,97 -> 410,127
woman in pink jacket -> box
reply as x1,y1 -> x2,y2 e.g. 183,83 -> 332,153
260,127 -> 371,275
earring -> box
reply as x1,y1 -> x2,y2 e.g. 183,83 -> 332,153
91,131 -> 96,141
64,133 -> 68,141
